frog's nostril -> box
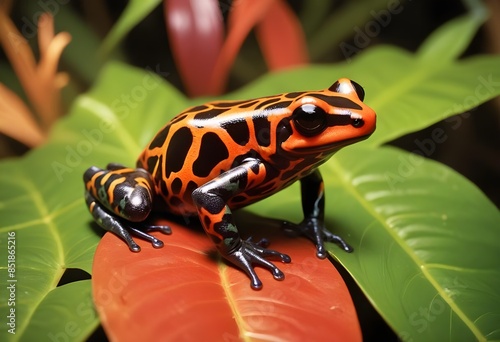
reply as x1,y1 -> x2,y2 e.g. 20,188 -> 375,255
352,118 -> 364,128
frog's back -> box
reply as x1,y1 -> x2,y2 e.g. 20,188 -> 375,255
136,81 -> 375,217
136,95 -> 295,215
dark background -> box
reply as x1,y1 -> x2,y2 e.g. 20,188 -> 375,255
1,1 -> 499,340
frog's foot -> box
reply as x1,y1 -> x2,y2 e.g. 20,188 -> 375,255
126,222 -> 172,250
282,218 -> 353,259
225,238 -> 291,290
89,196 -> 171,252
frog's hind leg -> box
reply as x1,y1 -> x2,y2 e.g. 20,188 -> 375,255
85,191 -> 141,252
84,165 -> 170,251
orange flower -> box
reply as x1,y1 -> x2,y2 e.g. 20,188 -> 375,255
0,4 -> 71,147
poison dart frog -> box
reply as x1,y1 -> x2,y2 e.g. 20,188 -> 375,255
84,78 -> 376,289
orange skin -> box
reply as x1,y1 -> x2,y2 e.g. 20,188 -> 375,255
84,78 -> 376,289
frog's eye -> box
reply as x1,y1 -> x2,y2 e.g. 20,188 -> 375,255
329,79 -> 365,101
292,104 -> 328,136
350,80 -> 365,101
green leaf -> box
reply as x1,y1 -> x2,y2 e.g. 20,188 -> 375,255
0,158 -> 100,342
352,48 -> 500,147
299,0 -> 332,36
17,281 -> 98,342
251,146 -> 500,341
329,147 -> 500,341
417,9 -> 487,62
1,15 -> 500,340
100,0 -> 162,58
0,63 -> 187,341
227,46 -> 500,148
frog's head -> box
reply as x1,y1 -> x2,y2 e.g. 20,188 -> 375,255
279,78 -> 376,155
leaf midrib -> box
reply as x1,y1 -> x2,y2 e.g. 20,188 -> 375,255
13,176 -> 66,340
219,262 -> 252,342
327,156 -> 484,340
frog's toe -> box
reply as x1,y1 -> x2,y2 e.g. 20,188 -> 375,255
118,228 -> 140,252
281,218 -> 353,256
225,239 -> 290,289
143,223 -> 172,235
323,229 -> 353,253
128,226 -> 165,249
247,237 -> 269,248
264,249 -> 291,263
281,221 -> 301,237
250,276 -> 263,290
151,238 -> 164,248
315,245 -> 327,259
128,242 -> 141,253
271,268 -> 285,281
246,237 -> 291,263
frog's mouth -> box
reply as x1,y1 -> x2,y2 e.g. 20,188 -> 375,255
289,134 -> 372,154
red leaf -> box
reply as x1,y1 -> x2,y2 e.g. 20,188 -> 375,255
92,213 -> 361,341
164,0 -> 224,97
208,0 -> 276,95
255,0 -> 309,70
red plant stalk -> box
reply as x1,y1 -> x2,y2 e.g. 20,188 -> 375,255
164,0 -> 224,97
165,0 -> 309,97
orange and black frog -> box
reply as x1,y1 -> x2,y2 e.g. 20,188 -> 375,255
84,78 -> 376,289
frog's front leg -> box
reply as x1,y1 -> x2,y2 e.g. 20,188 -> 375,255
284,169 -> 353,258
84,164 -> 171,252
192,159 -> 291,290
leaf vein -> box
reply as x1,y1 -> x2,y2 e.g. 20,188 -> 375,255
327,157 -> 485,340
